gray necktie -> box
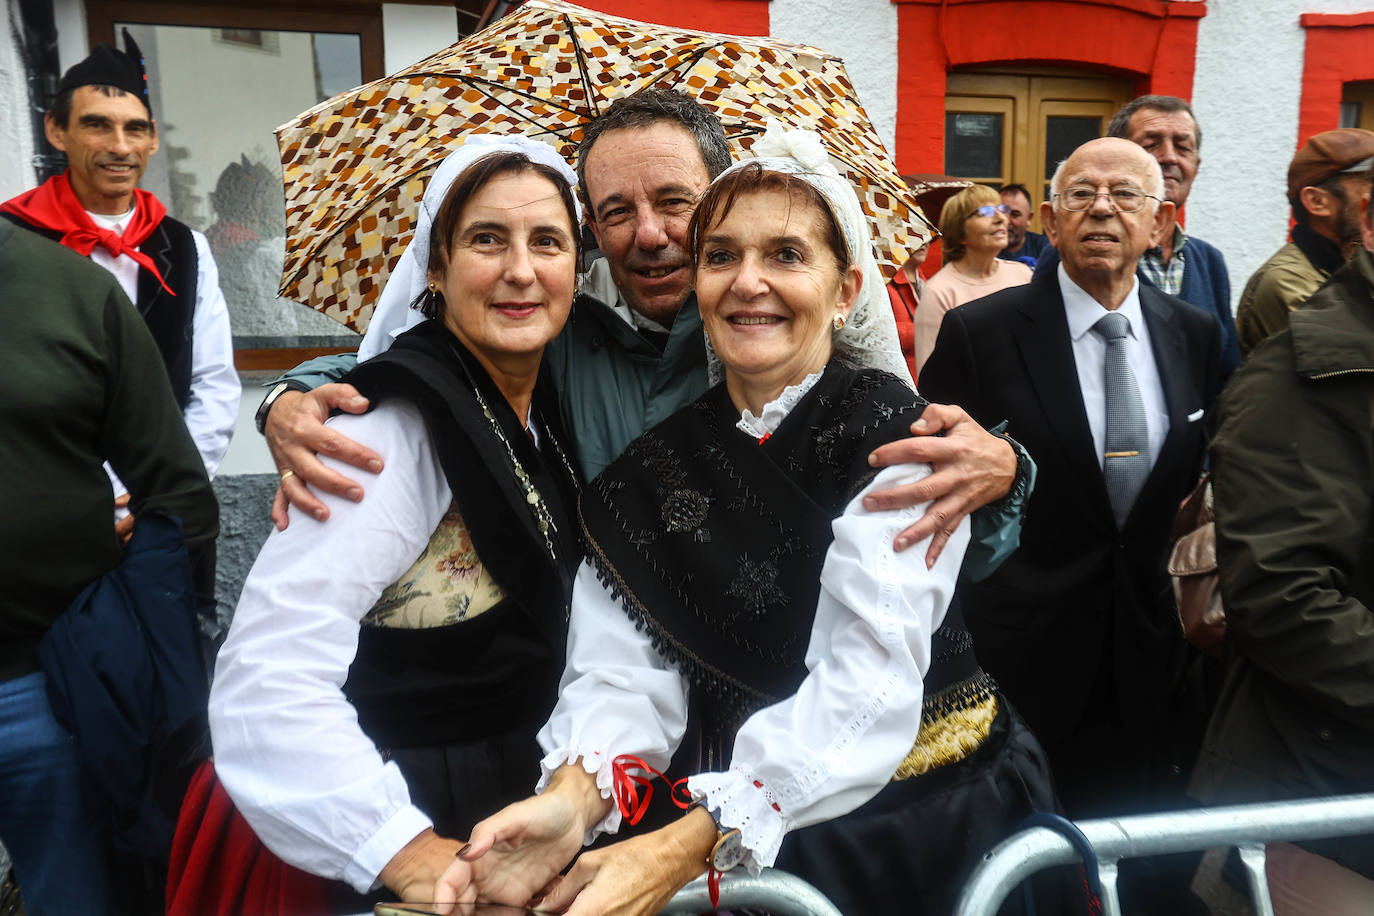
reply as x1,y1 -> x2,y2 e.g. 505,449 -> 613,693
1092,311 -> 1149,528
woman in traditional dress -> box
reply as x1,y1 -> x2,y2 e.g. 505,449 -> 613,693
204,137 -> 584,910
912,184 -> 1033,375
434,125 -> 1057,915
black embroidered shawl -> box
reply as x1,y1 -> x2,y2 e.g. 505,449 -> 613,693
580,361 -> 925,743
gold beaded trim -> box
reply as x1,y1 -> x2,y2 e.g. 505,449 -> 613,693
892,675 -> 999,781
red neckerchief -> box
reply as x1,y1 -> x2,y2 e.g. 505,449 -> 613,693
0,172 -> 175,295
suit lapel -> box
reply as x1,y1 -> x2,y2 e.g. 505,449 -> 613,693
135,220 -> 175,313
1141,287 -> 1189,431
1127,287 -> 1193,527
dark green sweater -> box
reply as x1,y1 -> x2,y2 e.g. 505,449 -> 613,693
0,222 -> 219,679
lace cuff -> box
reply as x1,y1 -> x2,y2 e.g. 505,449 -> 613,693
687,768 -> 790,874
537,748 -> 621,844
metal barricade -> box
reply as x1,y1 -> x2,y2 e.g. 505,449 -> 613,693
661,868 -> 844,916
956,793 -> 1374,916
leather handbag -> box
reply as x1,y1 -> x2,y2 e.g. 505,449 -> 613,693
1168,473 -> 1226,655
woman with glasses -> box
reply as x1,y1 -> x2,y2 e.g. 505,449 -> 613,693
913,185 -> 1032,376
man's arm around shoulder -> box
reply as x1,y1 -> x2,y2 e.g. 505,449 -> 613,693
871,302 -> 1034,579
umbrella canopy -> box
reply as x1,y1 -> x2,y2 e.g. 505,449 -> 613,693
275,0 -> 934,332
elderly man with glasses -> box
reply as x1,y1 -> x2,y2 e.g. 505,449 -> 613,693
920,137 -> 1223,912
1036,95 -> 1240,382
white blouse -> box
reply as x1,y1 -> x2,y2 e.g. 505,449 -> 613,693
209,401 -> 457,894
536,374 -> 970,872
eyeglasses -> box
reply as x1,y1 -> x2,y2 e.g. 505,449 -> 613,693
1054,185 -> 1162,213
969,203 -> 1012,219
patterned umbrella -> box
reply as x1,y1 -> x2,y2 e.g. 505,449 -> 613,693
275,0 -> 935,332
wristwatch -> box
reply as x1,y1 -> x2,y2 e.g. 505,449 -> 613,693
709,824 -> 745,872
254,380 -> 306,435
986,421 -> 1034,513
690,800 -> 745,908
692,801 -> 745,872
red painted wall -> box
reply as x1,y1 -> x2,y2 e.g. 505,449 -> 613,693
1298,13 -> 1374,147
578,0 -> 769,35
891,0 -> 1205,175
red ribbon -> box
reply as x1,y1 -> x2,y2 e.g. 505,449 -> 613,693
612,755 -> 742,908
1,173 -> 175,295
610,754 -> 691,826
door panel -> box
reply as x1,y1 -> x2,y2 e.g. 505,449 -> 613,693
946,71 -> 1132,231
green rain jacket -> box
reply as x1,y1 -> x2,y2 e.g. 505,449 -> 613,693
1193,245 -> 1374,876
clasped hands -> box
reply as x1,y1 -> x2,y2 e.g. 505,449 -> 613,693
395,764 -> 716,915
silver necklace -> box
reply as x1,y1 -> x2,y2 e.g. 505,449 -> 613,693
469,382 -> 575,565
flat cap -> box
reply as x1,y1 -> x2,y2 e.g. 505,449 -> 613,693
1288,128 -> 1374,202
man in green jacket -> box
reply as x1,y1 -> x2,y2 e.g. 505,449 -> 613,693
0,223 -> 219,914
1234,127 -> 1374,357
259,90 -> 1032,573
1195,177 -> 1374,905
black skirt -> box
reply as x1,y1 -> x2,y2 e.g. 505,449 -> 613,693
774,700 -> 1066,915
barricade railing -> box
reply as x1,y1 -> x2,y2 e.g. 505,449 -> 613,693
956,793 -> 1374,916
661,868 -> 843,915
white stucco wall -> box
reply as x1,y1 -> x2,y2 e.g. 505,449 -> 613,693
52,0 -> 84,72
1189,0 -> 1373,312
382,2 -> 460,74
1,0 -> 35,199
770,0 -> 899,156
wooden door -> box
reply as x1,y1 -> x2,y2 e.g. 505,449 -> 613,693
945,70 -> 1133,230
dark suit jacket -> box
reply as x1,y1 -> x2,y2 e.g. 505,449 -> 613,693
919,269 -> 1222,767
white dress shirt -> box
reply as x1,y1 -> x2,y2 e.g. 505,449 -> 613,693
87,206 -> 240,490
1058,264 -> 1168,473
536,373 -> 970,873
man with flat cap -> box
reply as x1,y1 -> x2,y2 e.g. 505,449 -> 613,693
1,31 -> 240,540
1236,127 -> 1374,356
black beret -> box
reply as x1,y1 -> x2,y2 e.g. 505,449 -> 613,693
58,28 -> 151,116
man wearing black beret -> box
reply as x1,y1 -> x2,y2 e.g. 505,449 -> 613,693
0,30 -> 239,546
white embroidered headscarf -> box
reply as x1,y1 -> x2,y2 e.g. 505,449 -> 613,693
357,134 -> 581,362
702,120 -> 914,388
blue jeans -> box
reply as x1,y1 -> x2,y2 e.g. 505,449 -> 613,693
0,671 -> 114,916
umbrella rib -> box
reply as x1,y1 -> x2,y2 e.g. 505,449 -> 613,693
563,14 -> 601,120
396,71 -> 592,123
454,78 -> 589,137
657,43 -> 716,91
